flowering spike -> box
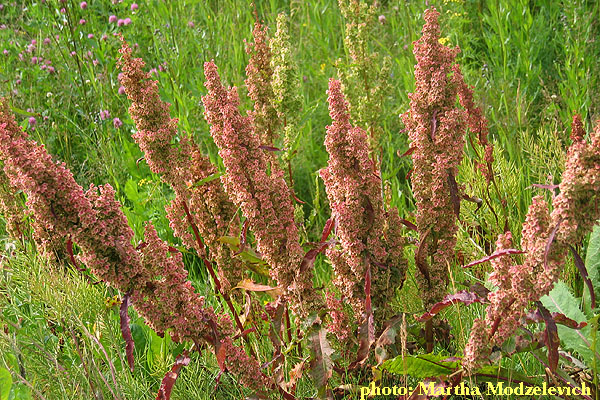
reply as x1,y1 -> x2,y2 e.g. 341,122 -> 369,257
401,7 -> 465,311
465,117 -> 600,369
245,20 -> 279,146
320,79 -> 407,318
270,12 -> 303,160
336,0 -> 391,157
202,61 -> 320,315
118,42 -> 243,291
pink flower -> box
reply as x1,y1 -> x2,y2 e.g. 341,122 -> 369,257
43,37 -> 51,45
400,7 -> 465,310
87,33 -> 94,39
131,3 -> 138,11
100,110 -> 110,120
113,117 -> 122,129
80,1 -> 86,9
79,19 -> 86,25
2,50 -> 7,56
117,19 -> 124,27
123,17 -> 131,25
28,116 -> 36,126
109,15 -> 117,23
187,21 -> 194,28
320,79 -> 407,316
31,39 -> 37,45
118,86 -> 125,95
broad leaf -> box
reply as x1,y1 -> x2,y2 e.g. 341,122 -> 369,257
540,282 -> 595,367
381,354 -> 459,378
584,223 -> 600,310
308,324 -> 334,396
0,368 -> 11,400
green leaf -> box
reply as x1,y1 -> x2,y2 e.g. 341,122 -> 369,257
7,383 -> 31,400
584,223 -> 600,310
381,354 -> 459,378
0,368 -> 12,400
540,281 -> 595,367
190,172 -> 223,188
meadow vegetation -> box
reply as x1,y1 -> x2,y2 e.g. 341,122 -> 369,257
0,0 -> 599,399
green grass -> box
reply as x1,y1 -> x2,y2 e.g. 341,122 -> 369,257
1,0 -> 599,398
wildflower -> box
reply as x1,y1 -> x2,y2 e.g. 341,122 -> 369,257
270,12 -> 302,160
31,39 -> 37,45
80,1 -> 86,9
378,15 -> 386,24
202,61 -> 320,314
131,3 -> 138,11
79,19 -> 86,25
123,17 -> 131,25
336,0 -> 391,157
187,21 -> 194,28
464,116 -> 600,370
244,20 -> 278,145
100,110 -> 110,120
401,7 -> 466,312
2,50 -> 7,56
117,19 -> 124,27
43,37 -> 51,45
30,57 -> 37,64
101,34 -> 108,41
320,79 -> 407,316
87,33 -> 94,39
47,66 -> 55,74
28,116 -> 36,127
113,117 -> 122,129
109,15 -> 117,23
118,41 -> 244,292
118,86 -> 126,95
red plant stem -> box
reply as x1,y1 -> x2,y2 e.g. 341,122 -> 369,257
284,305 -> 293,345
181,201 -> 257,359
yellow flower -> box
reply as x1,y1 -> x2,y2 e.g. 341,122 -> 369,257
105,295 -> 120,308
439,37 -> 450,45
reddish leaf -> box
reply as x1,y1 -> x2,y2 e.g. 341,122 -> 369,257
66,238 -> 85,271
447,172 -> 461,219
299,239 -> 334,276
462,248 -> 525,268
291,192 -> 306,204
400,219 -> 417,231
462,194 -> 483,212
321,218 -> 334,242
308,324 -> 334,395
544,218 -> 563,271
374,315 -> 403,365
531,183 -> 559,194
120,293 -> 135,372
258,145 -> 283,152
156,351 -> 191,400
415,228 -> 431,284
397,146 -> 415,158
569,245 -> 596,309
405,167 -> 413,180
235,219 -> 250,256
430,109 -> 438,140
469,282 -> 491,299
416,291 -> 485,322
525,310 -> 587,329
349,262 -> 374,369
167,246 -> 178,253
234,279 -> 282,299
135,241 -> 147,250
216,341 -> 227,372
536,302 -> 559,373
